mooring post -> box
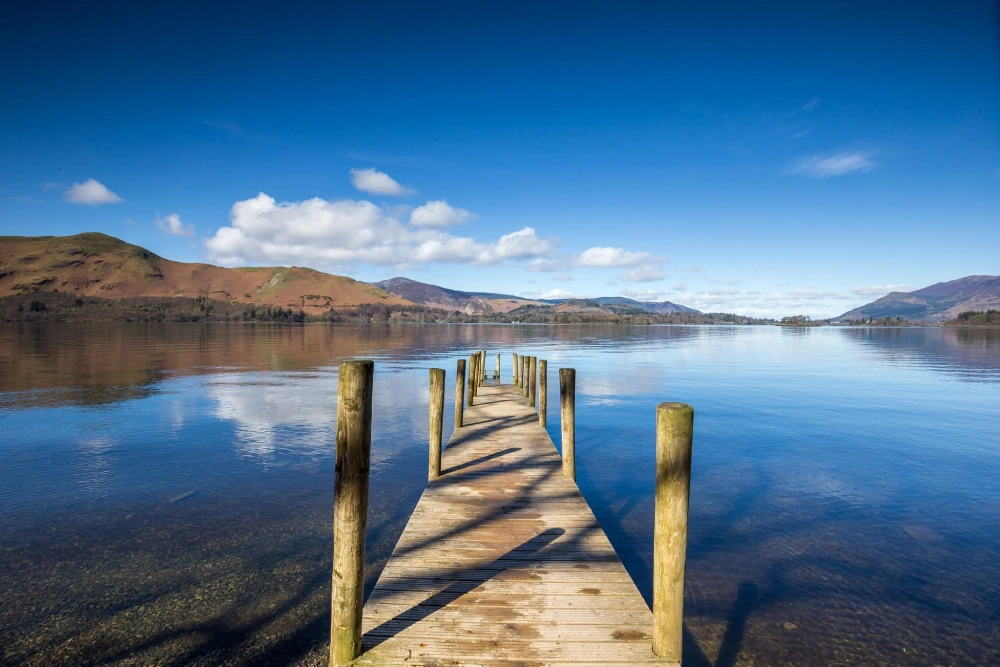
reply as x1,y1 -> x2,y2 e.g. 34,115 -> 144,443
652,402 -> 694,663
517,354 -> 523,388
539,359 -> 547,427
529,356 -> 537,407
512,353 -> 518,383
471,353 -> 477,398
471,353 -> 478,398
467,354 -> 476,406
428,368 -> 445,480
455,359 -> 465,428
523,356 -> 530,399
331,360 -> 374,666
482,350 -> 487,383
478,351 -> 485,390
495,353 -> 501,384
560,368 -> 575,480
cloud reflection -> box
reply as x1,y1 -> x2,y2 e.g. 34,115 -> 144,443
208,373 -> 338,457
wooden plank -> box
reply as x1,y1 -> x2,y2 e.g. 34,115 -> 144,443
358,383 -> 677,666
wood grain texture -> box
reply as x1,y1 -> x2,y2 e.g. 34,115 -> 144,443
356,382 -> 677,666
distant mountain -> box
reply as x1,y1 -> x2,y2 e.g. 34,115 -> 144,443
0,233 -> 708,320
537,296 -> 699,313
837,275 -> 1000,322
371,277 -> 543,314
590,296 -> 700,314
0,233 -> 410,313
374,278 -> 702,316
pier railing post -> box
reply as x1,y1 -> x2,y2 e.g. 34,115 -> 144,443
518,354 -> 524,389
652,402 -> 694,663
331,360 -> 374,666
429,368 -> 445,480
467,354 -> 476,406
472,353 -> 478,398
455,359 -> 465,428
512,353 -> 518,383
478,350 -> 485,389
529,356 -> 537,407
523,356 -> 530,398
478,351 -> 484,390
539,360 -> 547,427
559,368 -> 575,479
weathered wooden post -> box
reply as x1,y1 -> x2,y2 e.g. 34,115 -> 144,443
518,354 -> 523,388
512,353 -> 518,383
471,353 -> 477,398
467,354 -> 476,406
455,359 -> 465,428
495,353 -> 500,383
560,368 -> 575,480
652,402 -> 694,663
471,352 -> 478,398
331,360 -> 374,666
523,356 -> 530,399
539,359 -> 547,427
475,351 -> 482,393
428,368 -> 445,480
529,356 -> 537,407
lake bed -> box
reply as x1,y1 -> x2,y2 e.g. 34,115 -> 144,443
1,323 -> 998,666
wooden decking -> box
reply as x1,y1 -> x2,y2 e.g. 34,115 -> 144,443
355,382 -> 675,666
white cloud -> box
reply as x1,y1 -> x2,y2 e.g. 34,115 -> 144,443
671,287 -> 860,319
850,284 -> 913,296
409,200 -> 476,227
671,282 -> 688,291
349,167 -> 416,196
620,267 -> 665,283
203,192 -> 552,268
527,258 -> 566,272
619,288 -> 668,301
64,179 -> 123,205
553,273 -> 572,282
789,151 -> 877,178
574,246 -> 654,269
155,213 -> 195,237
538,288 -> 573,300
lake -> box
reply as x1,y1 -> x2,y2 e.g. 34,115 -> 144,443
1,323 -> 998,666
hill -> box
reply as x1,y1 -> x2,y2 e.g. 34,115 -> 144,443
586,296 -> 700,314
372,277 -> 545,314
837,275 -> 1000,323
375,278 -> 701,315
0,233 -> 409,314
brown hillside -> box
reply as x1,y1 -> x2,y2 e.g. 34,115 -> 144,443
0,233 -> 412,313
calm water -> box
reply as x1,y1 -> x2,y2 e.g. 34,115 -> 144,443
1,323 -> 999,666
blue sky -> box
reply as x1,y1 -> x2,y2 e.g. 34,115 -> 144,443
2,0 -> 998,317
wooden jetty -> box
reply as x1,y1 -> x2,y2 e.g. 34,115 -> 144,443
332,354 -> 693,666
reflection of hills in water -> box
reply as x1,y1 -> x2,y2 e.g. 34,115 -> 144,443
0,323 -> 708,409
842,327 -> 1000,380
0,323 -> 436,408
